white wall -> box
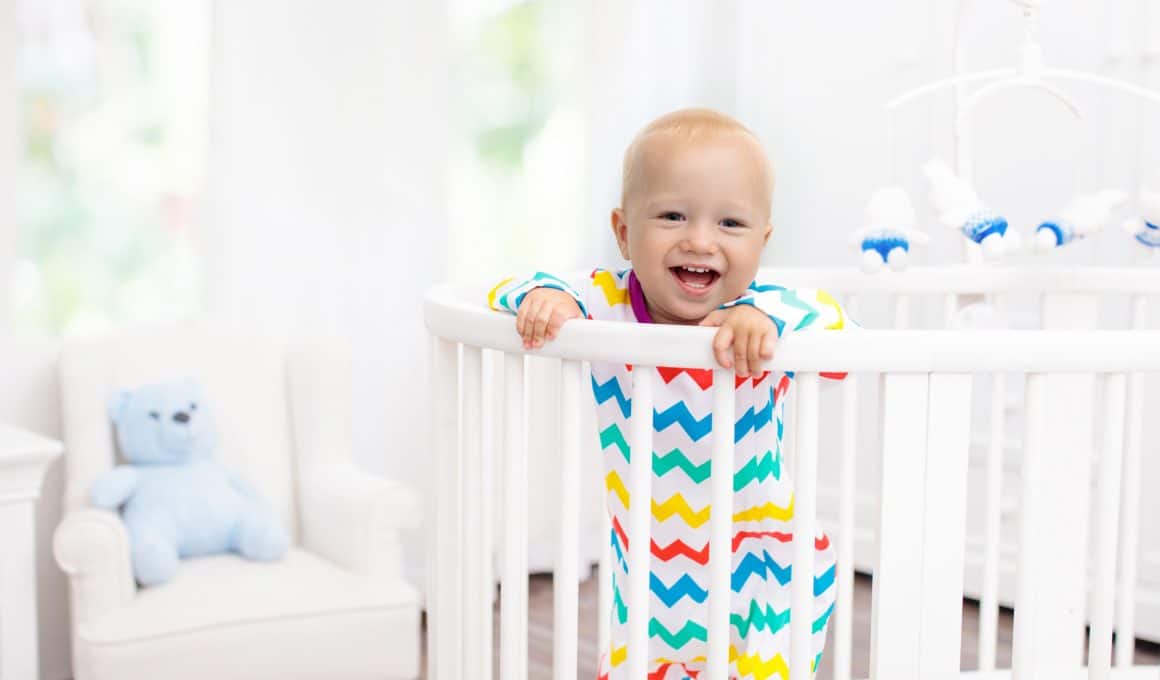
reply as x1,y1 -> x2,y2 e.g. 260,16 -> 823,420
735,1 -> 1160,269
205,0 -> 450,591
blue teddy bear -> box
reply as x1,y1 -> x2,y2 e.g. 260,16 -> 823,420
91,378 -> 290,586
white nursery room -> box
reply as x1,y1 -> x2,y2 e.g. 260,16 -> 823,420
3,1 -> 1160,679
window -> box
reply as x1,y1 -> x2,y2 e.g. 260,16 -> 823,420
448,0 -> 590,281
15,0 -> 208,335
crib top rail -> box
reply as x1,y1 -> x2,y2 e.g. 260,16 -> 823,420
425,281 -> 1160,373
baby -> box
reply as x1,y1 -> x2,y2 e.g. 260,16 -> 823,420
489,108 -> 850,679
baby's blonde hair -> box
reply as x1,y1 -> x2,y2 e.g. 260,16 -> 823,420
620,108 -> 774,208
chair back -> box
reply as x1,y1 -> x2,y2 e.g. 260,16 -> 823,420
59,322 -> 299,538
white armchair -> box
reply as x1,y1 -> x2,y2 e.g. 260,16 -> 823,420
52,322 -> 421,680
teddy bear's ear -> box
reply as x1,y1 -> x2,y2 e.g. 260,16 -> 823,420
181,377 -> 201,398
107,390 -> 131,423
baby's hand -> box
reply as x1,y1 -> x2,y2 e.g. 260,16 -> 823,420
516,288 -> 583,349
699,305 -> 777,378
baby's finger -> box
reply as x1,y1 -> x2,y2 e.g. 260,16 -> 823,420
747,330 -> 765,376
712,325 -> 734,369
515,298 -> 529,336
519,297 -> 542,347
546,309 -> 569,339
532,304 -> 554,347
733,329 -> 751,377
759,332 -> 776,360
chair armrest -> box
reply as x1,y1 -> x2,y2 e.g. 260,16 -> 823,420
300,463 -> 419,577
53,508 -> 136,626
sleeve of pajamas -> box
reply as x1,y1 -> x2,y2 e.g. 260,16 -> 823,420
719,281 -> 857,336
487,271 -> 589,317
719,280 -> 857,380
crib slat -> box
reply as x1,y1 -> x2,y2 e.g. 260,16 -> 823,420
481,350 -> 498,677
783,381 -> 798,481
871,372 -> 929,679
599,474 -> 613,666
461,346 -> 489,676
1034,295 -> 1099,666
919,373 -> 973,676
979,369 -> 1006,672
943,293 -> 959,329
1012,372 -> 1047,679
555,359 -> 583,680
584,362 -> 614,665
1089,373 -> 1127,679
430,337 -> 462,680
835,295 -> 861,680
501,353 -> 528,680
627,366 -> 654,679
706,368 -> 736,680
893,294 -> 911,330
835,347 -> 859,679
1117,295 -> 1150,667
792,372 -> 821,680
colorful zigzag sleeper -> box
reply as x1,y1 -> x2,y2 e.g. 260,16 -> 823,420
489,268 -> 852,680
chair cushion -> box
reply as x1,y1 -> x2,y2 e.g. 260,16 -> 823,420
74,549 -> 420,680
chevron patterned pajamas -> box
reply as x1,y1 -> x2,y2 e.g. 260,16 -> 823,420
490,268 -> 851,680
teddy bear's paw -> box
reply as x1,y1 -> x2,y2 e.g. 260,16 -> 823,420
236,515 -> 290,562
132,534 -> 180,587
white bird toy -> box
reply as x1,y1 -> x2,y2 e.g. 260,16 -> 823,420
923,158 -> 1010,260
849,186 -> 929,273
1122,178 -> 1160,255
1033,190 -> 1128,251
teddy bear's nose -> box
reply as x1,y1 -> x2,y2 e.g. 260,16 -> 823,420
172,411 -> 190,424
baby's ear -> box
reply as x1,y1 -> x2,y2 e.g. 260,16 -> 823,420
107,390 -> 130,424
611,208 -> 631,259
763,222 -> 774,244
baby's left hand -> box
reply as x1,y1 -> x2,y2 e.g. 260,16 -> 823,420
700,305 -> 777,378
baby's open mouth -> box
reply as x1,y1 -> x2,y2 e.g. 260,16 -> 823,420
670,265 -> 720,294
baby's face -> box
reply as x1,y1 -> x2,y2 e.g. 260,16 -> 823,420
612,133 -> 772,325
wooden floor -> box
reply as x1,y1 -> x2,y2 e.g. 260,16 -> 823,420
421,572 -> 1160,679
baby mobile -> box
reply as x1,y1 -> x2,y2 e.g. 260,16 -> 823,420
853,0 -> 1160,272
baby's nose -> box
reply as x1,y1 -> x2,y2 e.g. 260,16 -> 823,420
172,411 -> 190,424
682,226 -> 719,252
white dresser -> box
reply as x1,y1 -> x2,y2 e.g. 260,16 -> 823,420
0,425 -> 62,680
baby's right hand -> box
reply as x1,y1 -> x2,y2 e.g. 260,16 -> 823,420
516,288 -> 583,349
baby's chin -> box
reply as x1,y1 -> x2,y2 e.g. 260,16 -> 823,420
656,297 -> 725,325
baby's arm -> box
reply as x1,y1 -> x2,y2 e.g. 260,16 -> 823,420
488,272 -> 588,348
718,282 -> 856,379
720,282 -> 855,336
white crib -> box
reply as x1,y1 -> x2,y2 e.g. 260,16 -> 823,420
424,264 -> 1160,680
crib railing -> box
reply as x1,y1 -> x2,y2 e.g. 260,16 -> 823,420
424,268 -> 1160,680
764,266 -> 1160,676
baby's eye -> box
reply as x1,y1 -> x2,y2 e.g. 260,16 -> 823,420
720,218 -> 746,228
659,211 -> 686,222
